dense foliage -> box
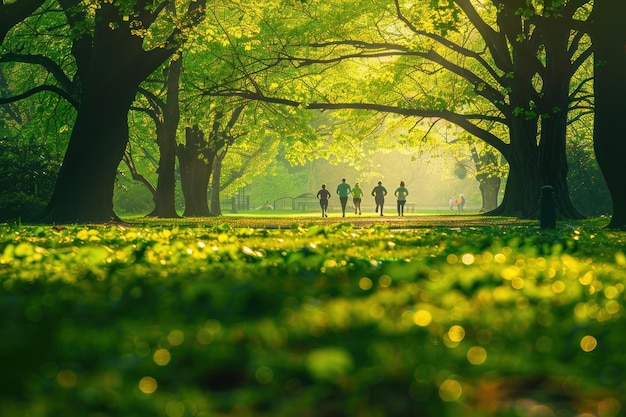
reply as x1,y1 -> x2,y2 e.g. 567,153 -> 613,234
1,217 -> 625,416
0,138 -> 61,222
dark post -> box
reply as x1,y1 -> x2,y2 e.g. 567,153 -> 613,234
539,185 -> 556,229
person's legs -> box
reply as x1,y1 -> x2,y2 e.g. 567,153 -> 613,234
400,201 -> 405,216
340,197 -> 347,216
397,200 -> 401,216
378,199 -> 384,216
320,200 -> 327,217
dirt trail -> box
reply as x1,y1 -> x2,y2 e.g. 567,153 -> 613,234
141,214 -> 537,230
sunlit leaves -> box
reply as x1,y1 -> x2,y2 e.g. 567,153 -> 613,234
2,219 -> 626,415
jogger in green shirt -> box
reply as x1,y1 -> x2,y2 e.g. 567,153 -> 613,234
336,177 -> 352,217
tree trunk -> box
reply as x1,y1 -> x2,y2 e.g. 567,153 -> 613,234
178,125 -> 213,217
592,1 -> 626,228
148,57 -> 182,218
533,17 -> 585,220
37,1 -> 177,223
478,176 -> 500,212
470,146 -> 502,213
537,111 -> 584,219
486,113 -> 540,217
210,150 -> 226,216
39,87 -> 135,222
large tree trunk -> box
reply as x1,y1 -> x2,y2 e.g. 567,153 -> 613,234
533,16 -> 584,220
148,57 -> 182,218
37,1 -> 177,223
487,113 -> 540,217
592,1 -> 626,228
537,111 -> 584,219
39,88 -> 134,222
178,125 -> 213,217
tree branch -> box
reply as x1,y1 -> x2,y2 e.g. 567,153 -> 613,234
205,88 -> 509,157
0,84 -> 75,105
291,41 -> 508,113
0,52 -> 79,107
0,0 -> 46,44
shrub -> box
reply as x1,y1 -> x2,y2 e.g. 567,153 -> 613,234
0,138 -> 61,221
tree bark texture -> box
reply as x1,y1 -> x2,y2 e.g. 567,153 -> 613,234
148,57 -> 182,218
486,106 -> 540,217
592,1 -> 626,228
39,88 -> 134,222
478,176 -> 501,212
534,13 -> 585,219
210,150 -> 226,216
38,1 -> 175,223
178,125 -> 213,217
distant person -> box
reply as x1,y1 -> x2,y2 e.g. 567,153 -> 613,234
336,177 -> 352,217
449,197 -> 455,210
457,194 -> 465,211
394,181 -> 409,216
371,181 -> 387,216
316,184 -> 331,217
351,182 -> 364,215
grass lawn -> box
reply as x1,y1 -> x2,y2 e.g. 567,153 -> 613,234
1,214 -> 625,417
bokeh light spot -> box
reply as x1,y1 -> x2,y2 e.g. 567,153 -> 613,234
153,349 -> 171,366
604,286 -> 619,299
461,254 -> 474,265
359,277 -> 373,290
448,325 -> 465,342
413,310 -> 432,327
605,300 -> 620,315
139,376 -> 158,394
196,328 -> 213,345
165,400 -> 185,417
494,253 -> 506,264
552,280 -> 566,293
598,397 -> 621,417
439,379 -> 463,402
167,330 -> 184,346
579,271 -> 594,285
580,335 -> 597,352
378,275 -> 392,288
467,346 -> 487,365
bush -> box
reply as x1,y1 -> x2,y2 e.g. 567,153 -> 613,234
0,138 -> 60,222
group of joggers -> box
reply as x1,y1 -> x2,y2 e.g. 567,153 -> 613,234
316,178 -> 409,217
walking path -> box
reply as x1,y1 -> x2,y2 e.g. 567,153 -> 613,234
141,214 -> 537,230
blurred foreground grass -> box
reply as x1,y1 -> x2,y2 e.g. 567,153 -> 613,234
1,216 -> 625,417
